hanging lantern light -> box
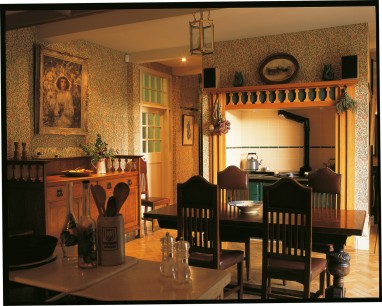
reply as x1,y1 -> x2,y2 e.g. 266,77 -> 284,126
189,9 -> 214,55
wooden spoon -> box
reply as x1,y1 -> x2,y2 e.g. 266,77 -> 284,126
113,182 -> 130,214
106,196 -> 117,217
90,184 -> 106,217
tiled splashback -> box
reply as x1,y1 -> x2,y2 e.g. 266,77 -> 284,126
226,109 -> 335,172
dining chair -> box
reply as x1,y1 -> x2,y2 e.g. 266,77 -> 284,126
177,175 -> 244,299
262,177 -> 326,299
139,158 -> 170,231
218,165 -> 252,280
308,166 -> 341,286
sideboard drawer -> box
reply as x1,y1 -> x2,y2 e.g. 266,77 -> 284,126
46,185 -> 66,202
117,176 -> 138,187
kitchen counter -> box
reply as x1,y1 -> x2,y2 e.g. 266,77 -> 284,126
248,174 -> 308,183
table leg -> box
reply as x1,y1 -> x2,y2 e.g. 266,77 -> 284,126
325,249 -> 351,298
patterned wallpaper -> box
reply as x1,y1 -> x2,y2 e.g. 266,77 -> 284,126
6,27 -> 129,159
6,23 -> 370,213
202,23 -> 370,212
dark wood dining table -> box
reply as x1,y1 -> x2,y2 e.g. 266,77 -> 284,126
144,204 -> 367,299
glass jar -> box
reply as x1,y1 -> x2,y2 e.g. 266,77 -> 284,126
78,180 -> 97,269
173,237 -> 191,284
60,182 -> 78,262
160,232 -> 174,277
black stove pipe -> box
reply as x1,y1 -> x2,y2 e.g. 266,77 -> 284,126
278,110 -> 312,176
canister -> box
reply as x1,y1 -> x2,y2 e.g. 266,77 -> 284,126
97,214 -> 125,266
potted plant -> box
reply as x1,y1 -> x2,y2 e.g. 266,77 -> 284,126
80,134 -> 117,174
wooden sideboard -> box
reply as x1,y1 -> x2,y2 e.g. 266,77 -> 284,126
6,155 -> 142,239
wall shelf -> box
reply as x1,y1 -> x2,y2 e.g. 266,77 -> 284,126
204,79 -> 358,110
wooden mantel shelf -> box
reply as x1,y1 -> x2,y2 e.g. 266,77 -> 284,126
204,79 -> 358,110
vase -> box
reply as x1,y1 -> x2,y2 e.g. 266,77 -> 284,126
92,158 -> 107,174
322,64 -> 334,81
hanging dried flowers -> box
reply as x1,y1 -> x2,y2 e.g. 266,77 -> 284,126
209,97 -> 231,135
336,86 -> 357,113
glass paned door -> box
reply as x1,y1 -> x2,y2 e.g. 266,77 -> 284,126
142,111 -> 162,154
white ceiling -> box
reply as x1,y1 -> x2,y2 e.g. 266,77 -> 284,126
6,5 -> 377,76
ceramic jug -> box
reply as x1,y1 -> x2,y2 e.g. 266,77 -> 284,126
92,158 -> 107,174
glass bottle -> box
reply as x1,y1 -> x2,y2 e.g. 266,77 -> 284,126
173,237 -> 191,284
60,182 -> 78,262
78,180 -> 97,268
160,232 -> 174,277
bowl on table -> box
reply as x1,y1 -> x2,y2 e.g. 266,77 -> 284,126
8,234 -> 58,266
228,200 -> 263,215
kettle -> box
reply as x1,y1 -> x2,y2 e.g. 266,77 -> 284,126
247,153 -> 262,171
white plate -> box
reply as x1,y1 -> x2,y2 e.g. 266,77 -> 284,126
228,200 -> 262,214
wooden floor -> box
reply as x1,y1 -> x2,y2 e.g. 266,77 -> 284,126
125,220 -> 381,300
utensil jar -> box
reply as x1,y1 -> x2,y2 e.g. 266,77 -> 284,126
97,214 -> 125,266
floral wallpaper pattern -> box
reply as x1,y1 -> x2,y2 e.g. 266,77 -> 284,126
6,27 -> 129,159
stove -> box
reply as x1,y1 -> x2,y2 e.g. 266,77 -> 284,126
246,170 -> 275,177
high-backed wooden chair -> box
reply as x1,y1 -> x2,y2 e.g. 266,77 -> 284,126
308,167 -> 341,286
218,165 -> 252,280
262,178 -> 326,299
177,175 -> 244,299
140,158 -> 170,231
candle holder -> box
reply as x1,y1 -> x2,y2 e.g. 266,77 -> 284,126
22,142 -> 27,160
13,142 -> 20,160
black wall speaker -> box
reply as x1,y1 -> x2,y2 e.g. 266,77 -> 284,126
203,68 -> 220,88
342,55 -> 358,79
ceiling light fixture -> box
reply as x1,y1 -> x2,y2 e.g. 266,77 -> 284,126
189,9 -> 214,55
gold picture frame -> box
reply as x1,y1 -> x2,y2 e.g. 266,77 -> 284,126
182,115 -> 194,145
34,45 -> 88,135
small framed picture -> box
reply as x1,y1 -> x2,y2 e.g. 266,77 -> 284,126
258,53 -> 299,85
182,115 -> 194,146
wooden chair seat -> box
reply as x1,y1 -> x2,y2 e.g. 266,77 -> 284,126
190,250 -> 244,270
141,197 -> 170,209
268,257 -> 327,281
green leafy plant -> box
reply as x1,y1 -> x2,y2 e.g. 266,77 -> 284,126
336,86 -> 357,114
80,134 -> 117,162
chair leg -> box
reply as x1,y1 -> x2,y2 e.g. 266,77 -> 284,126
237,261 -> 243,299
325,253 -> 331,287
319,270 -> 326,297
374,225 -> 379,254
326,270 -> 331,287
143,205 -> 149,228
303,279 -> 311,299
245,239 -> 251,280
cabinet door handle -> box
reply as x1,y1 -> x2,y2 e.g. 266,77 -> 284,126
127,179 -> 132,186
56,189 -> 63,197
106,182 -> 112,189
